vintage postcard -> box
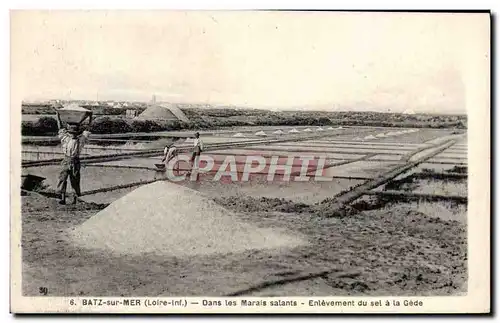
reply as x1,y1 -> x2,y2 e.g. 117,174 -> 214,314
10,10 -> 490,314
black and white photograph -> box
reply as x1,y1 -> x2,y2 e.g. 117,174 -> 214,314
10,9 -> 490,314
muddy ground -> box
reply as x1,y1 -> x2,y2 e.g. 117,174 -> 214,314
21,187 -> 467,297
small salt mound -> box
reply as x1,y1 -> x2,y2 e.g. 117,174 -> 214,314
364,135 -> 376,140
337,126 -> 344,129
69,181 -> 304,257
376,133 -> 386,138
316,127 -> 324,131
288,128 -> 299,133
303,128 -> 312,132
327,127 -> 335,130
273,130 -> 284,135
233,132 -> 244,137
353,137 -> 362,141
255,131 -> 267,136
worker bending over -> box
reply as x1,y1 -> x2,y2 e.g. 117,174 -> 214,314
161,137 -> 180,175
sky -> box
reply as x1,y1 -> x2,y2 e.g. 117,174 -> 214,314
11,11 -> 489,113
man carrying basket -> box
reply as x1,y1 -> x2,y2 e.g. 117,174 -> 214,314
54,105 -> 93,205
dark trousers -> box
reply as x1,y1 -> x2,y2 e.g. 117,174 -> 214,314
57,157 -> 81,197
190,147 -> 202,163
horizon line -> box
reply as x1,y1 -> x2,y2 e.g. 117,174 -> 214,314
20,100 -> 467,116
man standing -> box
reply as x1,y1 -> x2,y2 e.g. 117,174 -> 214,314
189,132 -> 203,174
55,110 -> 93,205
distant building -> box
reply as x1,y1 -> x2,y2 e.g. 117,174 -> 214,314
126,109 -> 139,118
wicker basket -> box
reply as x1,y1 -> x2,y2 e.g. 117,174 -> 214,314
58,104 -> 92,125
154,163 -> 166,171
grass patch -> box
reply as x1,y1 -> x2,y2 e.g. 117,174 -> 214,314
447,166 -> 467,174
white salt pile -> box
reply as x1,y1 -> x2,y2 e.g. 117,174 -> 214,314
327,127 -> 335,130
233,132 -> 244,137
69,181 -> 305,257
289,128 -> 299,133
273,130 -> 284,135
375,133 -> 386,138
255,131 -> 267,136
337,126 -> 344,129
303,128 -> 312,132
316,127 -> 324,131
353,137 -> 362,141
364,135 -> 376,140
